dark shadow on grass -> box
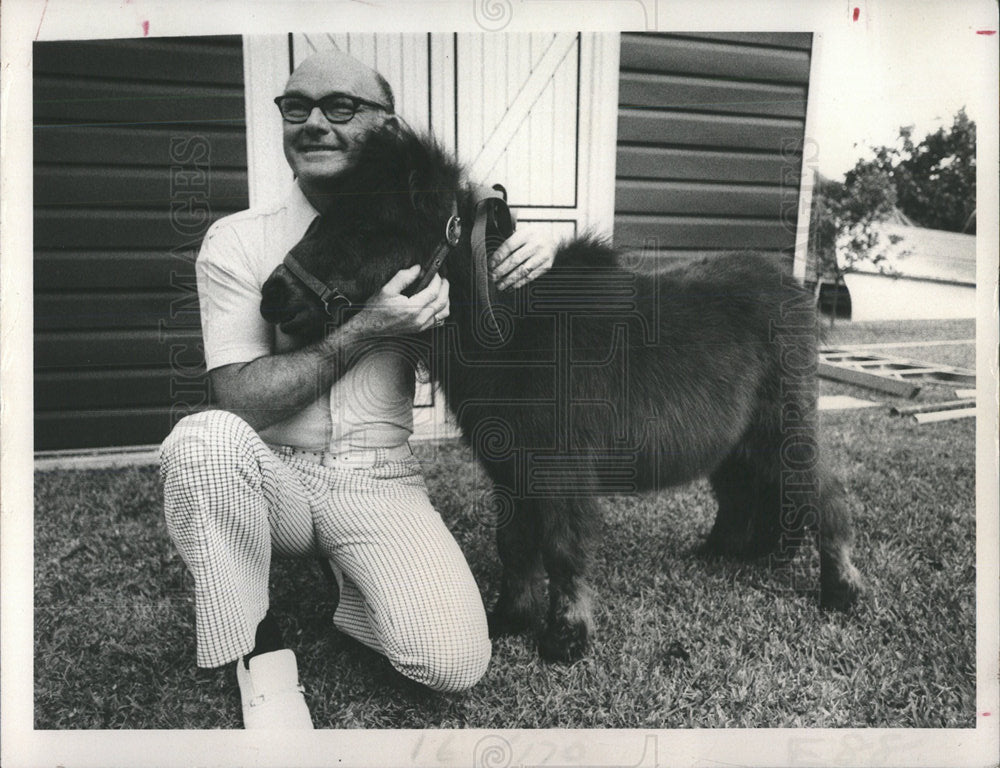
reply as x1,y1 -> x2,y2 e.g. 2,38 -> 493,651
690,538 -> 833,611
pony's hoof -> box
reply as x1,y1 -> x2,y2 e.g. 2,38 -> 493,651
820,563 -> 864,611
487,609 -> 531,638
537,619 -> 589,662
695,531 -> 749,560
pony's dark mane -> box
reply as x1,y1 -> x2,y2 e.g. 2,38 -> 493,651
321,124 -> 464,217
299,124 -> 470,301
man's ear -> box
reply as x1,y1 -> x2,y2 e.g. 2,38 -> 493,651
382,114 -> 402,133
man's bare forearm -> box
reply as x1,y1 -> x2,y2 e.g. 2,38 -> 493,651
211,321 -> 369,433
208,268 -> 450,434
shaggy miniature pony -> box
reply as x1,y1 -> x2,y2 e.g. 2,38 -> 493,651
259,123 -> 863,662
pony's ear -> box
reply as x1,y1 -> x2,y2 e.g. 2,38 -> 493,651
404,135 -> 457,218
408,158 -> 448,218
407,169 -> 419,209
408,168 -> 434,215
362,117 -> 407,156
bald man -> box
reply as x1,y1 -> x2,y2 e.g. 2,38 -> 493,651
159,49 -> 555,728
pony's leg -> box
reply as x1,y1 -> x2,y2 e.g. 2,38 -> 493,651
707,437 -> 863,610
817,466 -> 864,610
537,496 -> 600,662
705,443 -> 794,560
489,501 -> 546,637
704,449 -> 766,557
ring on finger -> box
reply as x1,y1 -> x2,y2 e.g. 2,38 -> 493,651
512,262 -> 536,284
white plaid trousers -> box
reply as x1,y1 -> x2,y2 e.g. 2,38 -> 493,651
159,409 -> 490,693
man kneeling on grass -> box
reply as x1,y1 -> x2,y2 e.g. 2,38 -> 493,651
159,49 -> 555,728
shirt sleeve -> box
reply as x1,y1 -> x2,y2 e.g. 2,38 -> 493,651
196,218 -> 272,371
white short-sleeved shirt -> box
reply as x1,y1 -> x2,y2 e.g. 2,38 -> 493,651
196,182 -> 415,451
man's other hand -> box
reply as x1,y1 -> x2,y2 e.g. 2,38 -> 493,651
350,264 -> 450,337
489,230 -> 556,291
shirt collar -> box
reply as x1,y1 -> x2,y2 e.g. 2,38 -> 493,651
288,180 -> 321,238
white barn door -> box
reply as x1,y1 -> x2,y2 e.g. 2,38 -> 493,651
458,33 -> 580,242
455,33 -> 618,242
243,32 -> 619,439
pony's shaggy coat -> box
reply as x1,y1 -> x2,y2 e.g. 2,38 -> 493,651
260,124 -> 863,661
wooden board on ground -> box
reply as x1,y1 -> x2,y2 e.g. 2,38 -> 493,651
817,361 -> 921,398
818,395 -> 880,411
818,347 -> 976,398
889,398 -> 976,416
912,408 -> 976,425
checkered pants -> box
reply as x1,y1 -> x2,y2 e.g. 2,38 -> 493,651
159,409 -> 490,694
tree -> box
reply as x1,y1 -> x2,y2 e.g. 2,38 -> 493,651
809,164 -> 900,324
808,108 -> 974,323
870,108 -> 976,233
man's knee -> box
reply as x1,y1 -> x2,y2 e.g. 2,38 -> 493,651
395,622 -> 492,694
159,409 -> 256,478
159,409 -> 262,539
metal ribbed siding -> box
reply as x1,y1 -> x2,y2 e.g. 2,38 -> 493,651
615,32 -> 812,260
33,37 -> 249,450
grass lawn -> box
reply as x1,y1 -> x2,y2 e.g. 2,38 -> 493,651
33,318 -> 977,729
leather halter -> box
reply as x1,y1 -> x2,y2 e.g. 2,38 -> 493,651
282,220 -> 355,319
402,198 -> 461,297
280,186 -> 514,334
468,184 -> 514,341
281,197 -> 460,319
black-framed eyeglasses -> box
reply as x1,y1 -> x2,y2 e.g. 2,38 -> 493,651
274,93 -> 392,124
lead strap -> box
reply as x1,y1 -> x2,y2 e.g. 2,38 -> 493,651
470,189 -> 513,344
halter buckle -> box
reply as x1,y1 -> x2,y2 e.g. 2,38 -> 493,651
445,215 -> 462,247
322,289 -> 352,318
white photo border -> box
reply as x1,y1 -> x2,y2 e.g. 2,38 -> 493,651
2,0 -> 997,765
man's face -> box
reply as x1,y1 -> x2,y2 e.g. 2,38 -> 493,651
281,53 -> 391,192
